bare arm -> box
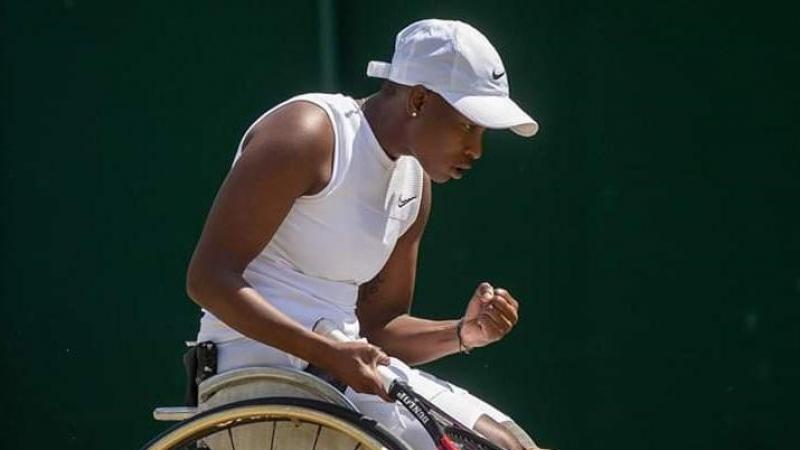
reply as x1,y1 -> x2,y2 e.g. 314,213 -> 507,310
356,175 -> 461,365
186,102 -> 388,396
357,174 -> 521,366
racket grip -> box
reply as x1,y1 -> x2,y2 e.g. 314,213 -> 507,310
313,318 -> 397,392
313,318 -> 351,343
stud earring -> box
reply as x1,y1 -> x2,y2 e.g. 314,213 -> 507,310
411,111 -> 418,118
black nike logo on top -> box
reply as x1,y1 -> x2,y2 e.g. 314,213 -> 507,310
398,195 -> 417,208
492,69 -> 505,80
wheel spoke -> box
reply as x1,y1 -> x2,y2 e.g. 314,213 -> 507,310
142,398 -> 410,450
227,428 -> 235,450
312,424 -> 322,450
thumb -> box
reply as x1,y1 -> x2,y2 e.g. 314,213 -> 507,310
465,282 -> 494,320
476,282 -> 495,303
368,346 -> 390,366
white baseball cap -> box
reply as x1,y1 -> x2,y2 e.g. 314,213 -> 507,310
367,19 -> 539,137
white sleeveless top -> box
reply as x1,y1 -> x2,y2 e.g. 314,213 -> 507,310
198,93 -> 424,347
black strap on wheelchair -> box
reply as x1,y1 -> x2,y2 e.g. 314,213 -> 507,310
182,341 -> 217,406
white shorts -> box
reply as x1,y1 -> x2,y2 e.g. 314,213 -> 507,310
215,336 -> 511,450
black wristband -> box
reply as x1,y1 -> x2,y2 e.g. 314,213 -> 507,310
456,319 -> 472,354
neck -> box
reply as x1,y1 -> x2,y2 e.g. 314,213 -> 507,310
361,93 -> 409,160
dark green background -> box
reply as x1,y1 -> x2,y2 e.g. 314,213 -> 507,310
2,1 -> 798,449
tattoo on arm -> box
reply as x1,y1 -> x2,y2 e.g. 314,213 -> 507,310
360,271 -> 386,300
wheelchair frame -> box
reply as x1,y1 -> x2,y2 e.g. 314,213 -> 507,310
143,366 -> 413,450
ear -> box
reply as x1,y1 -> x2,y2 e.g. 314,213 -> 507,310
406,85 -> 429,117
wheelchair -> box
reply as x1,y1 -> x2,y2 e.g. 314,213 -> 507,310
142,366 -> 414,450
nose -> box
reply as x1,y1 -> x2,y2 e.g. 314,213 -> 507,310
464,139 -> 483,161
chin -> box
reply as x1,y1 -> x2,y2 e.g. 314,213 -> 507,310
430,172 -> 452,184
417,161 -> 450,184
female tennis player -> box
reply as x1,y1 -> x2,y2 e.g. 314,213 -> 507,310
186,19 -> 544,450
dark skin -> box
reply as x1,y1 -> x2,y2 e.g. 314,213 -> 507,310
186,82 -> 538,448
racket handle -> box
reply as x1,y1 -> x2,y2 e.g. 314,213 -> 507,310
313,318 -> 351,343
313,318 -> 397,392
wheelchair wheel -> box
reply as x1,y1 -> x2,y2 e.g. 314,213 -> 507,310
141,397 -> 412,450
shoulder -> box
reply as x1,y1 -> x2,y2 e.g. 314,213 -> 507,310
243,100 -> 334,161
238,100 -> 335,195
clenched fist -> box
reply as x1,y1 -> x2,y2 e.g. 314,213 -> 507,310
459,282 -> 520,349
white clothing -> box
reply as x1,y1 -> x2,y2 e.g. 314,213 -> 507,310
199,93 -> 423,345
195,93 -> 510,449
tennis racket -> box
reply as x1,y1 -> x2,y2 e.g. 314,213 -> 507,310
313,318 -> 506,450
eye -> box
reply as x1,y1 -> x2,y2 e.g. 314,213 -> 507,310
462,122 -> 474,133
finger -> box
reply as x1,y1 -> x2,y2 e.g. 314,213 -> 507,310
361,379 -> 389,401
355,366 -> 389,400
486,303 -> 515,327
494,288 -> 519,309
485,302 -> 516,331
484,307 -> 515,331
367,346 -> 390,365
369,371 -> 393,402
488,296 -> 519,325
373,349 -> 391,366
478,312 -> 506,338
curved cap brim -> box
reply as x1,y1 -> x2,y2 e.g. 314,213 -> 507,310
439,92 -> 539,137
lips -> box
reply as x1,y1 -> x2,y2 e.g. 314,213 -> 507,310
450,163 -> 472,179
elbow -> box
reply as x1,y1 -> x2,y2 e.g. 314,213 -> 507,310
359,311 -> 405,344
185,254 -> 244,310
185,262 -> 205,307
186,258 -> 217,309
